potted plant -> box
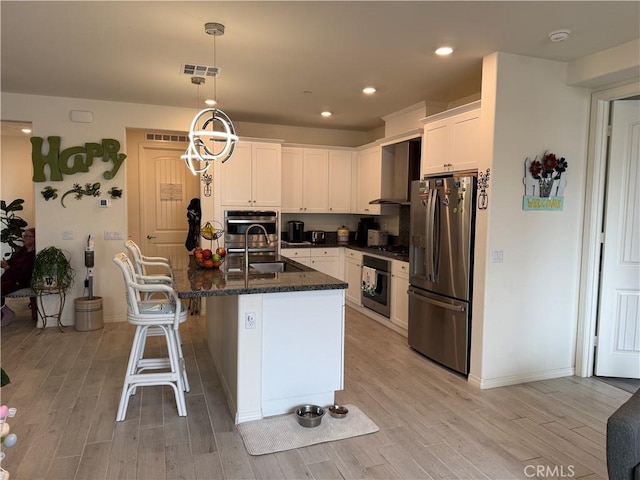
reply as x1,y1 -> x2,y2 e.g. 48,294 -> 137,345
31,246 -> 75,292
1,198 -> 28,253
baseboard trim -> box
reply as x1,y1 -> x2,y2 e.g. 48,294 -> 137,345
469,367 -> 575,389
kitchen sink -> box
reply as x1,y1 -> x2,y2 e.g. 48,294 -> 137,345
249,261 -> 303,273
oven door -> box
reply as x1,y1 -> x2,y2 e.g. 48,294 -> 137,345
361,255 -> 391,318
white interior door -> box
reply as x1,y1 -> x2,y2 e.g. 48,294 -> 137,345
140,143 -> 200,259
595,100 -> 640,378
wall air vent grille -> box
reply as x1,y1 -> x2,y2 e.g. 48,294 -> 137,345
181,64 -> 220,77
145,133 -> 189,143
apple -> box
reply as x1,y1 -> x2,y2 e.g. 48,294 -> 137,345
216,247 -> 226,258
212,253 -> 221,262
202,249 -> 212,260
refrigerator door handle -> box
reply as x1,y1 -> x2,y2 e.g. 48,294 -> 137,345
426,188 -> 438,282
408,289 -> 466,312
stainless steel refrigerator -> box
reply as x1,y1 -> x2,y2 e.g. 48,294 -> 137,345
408,174 -> 476,375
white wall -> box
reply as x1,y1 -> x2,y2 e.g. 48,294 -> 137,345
470,53 -> 591,388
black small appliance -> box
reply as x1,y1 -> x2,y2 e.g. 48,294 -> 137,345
288,220 -> 304,243
356,217 -> 378,246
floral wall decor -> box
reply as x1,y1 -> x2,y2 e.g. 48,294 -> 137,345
201,173 -> 213,197
477,168 -> 490,210
523,151 -> 568,211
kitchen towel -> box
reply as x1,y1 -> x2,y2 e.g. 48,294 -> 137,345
361,266 -> 377,295
237,404 -> 379,455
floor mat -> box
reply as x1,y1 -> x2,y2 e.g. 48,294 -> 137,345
598,376 -> 640,394
237,404 -> 379,455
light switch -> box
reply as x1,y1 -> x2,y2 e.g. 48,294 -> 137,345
62,230 -> 74,240
492,250 -> 504,263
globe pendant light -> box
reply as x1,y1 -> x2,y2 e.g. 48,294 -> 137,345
184,22 -> 238,175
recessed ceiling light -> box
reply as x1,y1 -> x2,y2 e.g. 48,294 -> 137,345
21,128 -> 32,134
362,87 -> 376,95
321,111 -> 332,117
548,29 -> 571,42
204,99 -> 217,106
435,46 -> 454,56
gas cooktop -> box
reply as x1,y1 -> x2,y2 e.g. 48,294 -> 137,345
371,245 -> 409,255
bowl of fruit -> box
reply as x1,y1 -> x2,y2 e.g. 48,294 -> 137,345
193,246 -> 226,269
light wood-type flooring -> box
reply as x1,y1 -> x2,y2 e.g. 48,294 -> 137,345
0,299 -> 631,480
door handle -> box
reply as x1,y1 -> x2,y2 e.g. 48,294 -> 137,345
408,289 -> 465,312
146,235 -> 156,240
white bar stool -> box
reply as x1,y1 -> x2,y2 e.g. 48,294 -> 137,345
113,253 -> 189,421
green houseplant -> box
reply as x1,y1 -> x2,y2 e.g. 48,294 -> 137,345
1,198 -> 28,253
31,246 -> 75,292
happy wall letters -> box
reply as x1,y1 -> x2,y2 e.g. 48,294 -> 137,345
31,136 -> 126,182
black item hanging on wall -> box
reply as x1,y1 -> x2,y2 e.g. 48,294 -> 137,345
185,198 -> 201,251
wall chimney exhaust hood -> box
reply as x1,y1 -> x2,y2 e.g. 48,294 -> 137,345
370,139 -> 421,205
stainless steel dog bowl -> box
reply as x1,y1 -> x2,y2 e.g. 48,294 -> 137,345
295,405 -> 325,428
328,404 -> 349,419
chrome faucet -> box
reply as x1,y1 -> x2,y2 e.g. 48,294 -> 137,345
244,224 -> 271,272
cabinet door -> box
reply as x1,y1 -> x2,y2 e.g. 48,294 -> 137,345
391,261 -> 409,330
422,118 -> 451,176
281,148 -> 304,213
311,257 -> 341,279
252,143 -> 281,207
302,150 -> 329,213
356,147 -> 381,215
220,142 -> 254,206
345,258 -> 362,306
328,150 -> 353,213
450,108 -> 480,172
280,248 -> 310,264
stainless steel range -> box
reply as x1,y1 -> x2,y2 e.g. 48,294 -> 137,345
224,210 -> 278,271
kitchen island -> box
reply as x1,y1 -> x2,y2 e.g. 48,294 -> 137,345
173,255 -> 347,424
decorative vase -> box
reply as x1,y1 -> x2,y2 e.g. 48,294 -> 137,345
539,177 -> 554,198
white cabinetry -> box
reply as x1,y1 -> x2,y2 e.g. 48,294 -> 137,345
421,101 -> 481,176
355,146 -> 382,215
344,248 -> 362,306
219,141 -> 281,207
391,260 -> 409,331
280,248 -> 311,267
282,147 -> 352,213
310,248 -> 342,280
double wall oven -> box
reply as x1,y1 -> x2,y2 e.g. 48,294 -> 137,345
224,210 -> 279,271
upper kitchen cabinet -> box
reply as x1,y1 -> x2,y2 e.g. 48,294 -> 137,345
281,147 -> 353,214
421,101 -> 481,176
219,141 -> 281,208
327,150 -> 353,213
355,145 -> 383,215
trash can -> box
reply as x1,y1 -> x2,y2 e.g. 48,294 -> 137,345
74,296 -> 104,331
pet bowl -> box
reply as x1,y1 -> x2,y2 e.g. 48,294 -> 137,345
328,404 -> 349,419
295,405 -> 325,428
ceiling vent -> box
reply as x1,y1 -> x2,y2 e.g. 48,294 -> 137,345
145,132 -> 189,143
181,64 -> 220,77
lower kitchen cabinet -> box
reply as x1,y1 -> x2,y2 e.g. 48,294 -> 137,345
344,248 -> 362,306
391,259 -> 409,330
280,248 -> 311,267
310,248 -> 343,280
280,247 -> 342,279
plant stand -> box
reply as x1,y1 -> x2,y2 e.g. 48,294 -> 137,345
34,288 -> 67,333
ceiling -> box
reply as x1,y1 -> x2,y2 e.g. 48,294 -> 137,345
1,1 -> 639,132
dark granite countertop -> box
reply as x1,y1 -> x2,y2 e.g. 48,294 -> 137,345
174,255 -> 347,298
281,241 -> 409,263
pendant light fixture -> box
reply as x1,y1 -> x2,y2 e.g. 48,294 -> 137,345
184,22 -> 238,175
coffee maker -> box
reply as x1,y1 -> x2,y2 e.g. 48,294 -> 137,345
287,220 -> 304,243
356,217 -> 378,245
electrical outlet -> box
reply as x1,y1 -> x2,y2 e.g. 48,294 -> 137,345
62,230 -> 74,240
245,312 -> 256,329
